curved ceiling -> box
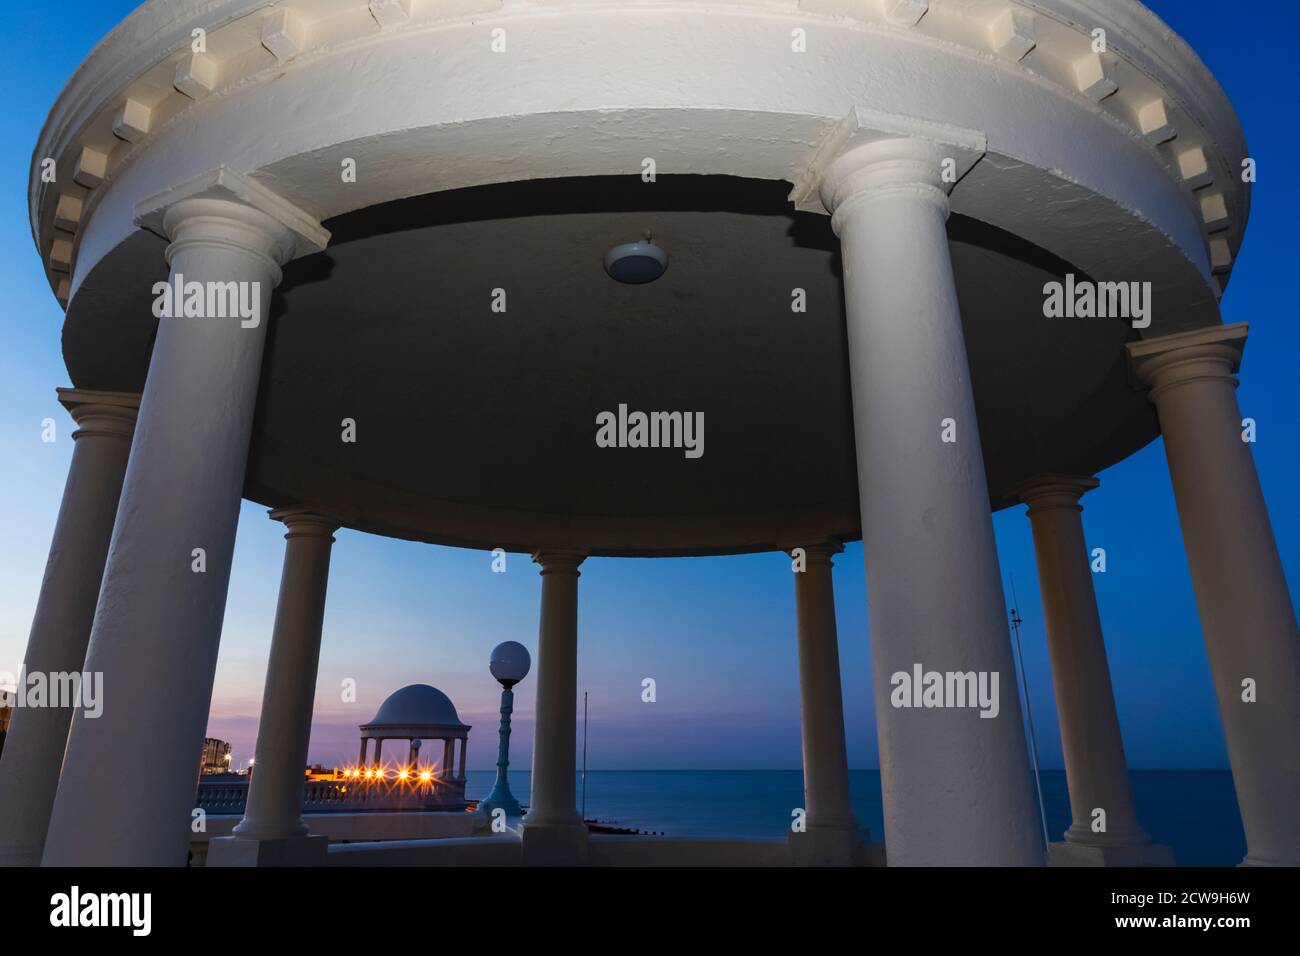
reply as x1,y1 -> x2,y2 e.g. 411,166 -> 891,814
62,174 -> 1157,555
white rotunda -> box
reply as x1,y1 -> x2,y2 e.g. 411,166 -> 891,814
357,683 -> 471,783
0,0 -> 1295,868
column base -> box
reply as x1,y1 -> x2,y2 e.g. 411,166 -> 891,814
205,833 -> 329,868
0,844 -> 44,867
1049,841 -> 1175,867
788,826 -> 877,866
520,821 -> 589,866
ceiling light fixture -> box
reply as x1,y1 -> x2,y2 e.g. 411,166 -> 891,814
604,234 -> 668,284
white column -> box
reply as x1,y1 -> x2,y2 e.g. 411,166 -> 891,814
788,541 -> 861,865
1017,476 -> 1171,866
523,550 -> 587,863
209,509 -> 338,866
819,126 -> 1043,866
457,735 -> 467,780
442,738 -> 453,778
358,737 -> 368,768
0,390 -> 138,866
41,177 -> 327,867
1129,324 -> 1300,866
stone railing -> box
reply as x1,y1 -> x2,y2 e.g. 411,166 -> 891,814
196,781 -> 249,813
196,775 -> 467,815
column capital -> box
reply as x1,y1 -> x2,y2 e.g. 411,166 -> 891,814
784,540 -> 845,566
1127,323 -> 1247,401
56,387 -> 140,441
789,107 -> 986,233
1014,474 -> 1100,516
135,166 -> 330,272
269,507 -> 340,540
532,550 -> 587,575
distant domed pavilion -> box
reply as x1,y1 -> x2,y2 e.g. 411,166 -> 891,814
359,685 -> 470,786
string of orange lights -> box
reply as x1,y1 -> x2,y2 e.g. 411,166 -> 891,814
337,765 -> 444,786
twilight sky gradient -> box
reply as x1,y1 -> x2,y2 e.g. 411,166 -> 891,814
1,1 -> 1295,775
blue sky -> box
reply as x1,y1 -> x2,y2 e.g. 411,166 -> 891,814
1,1 -> 1295,774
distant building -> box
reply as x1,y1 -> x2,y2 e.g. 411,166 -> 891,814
200,737 -> 231,774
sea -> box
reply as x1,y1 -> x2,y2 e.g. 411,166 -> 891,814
464,769 -> 1246,866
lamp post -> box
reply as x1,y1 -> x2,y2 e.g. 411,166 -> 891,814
478,641 -> 531,818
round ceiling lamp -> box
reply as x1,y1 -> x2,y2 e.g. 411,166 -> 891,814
604,237 -> 669,284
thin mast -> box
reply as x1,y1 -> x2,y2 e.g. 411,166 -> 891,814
581,690 -> 589,821
1009,573 -> 1051,857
